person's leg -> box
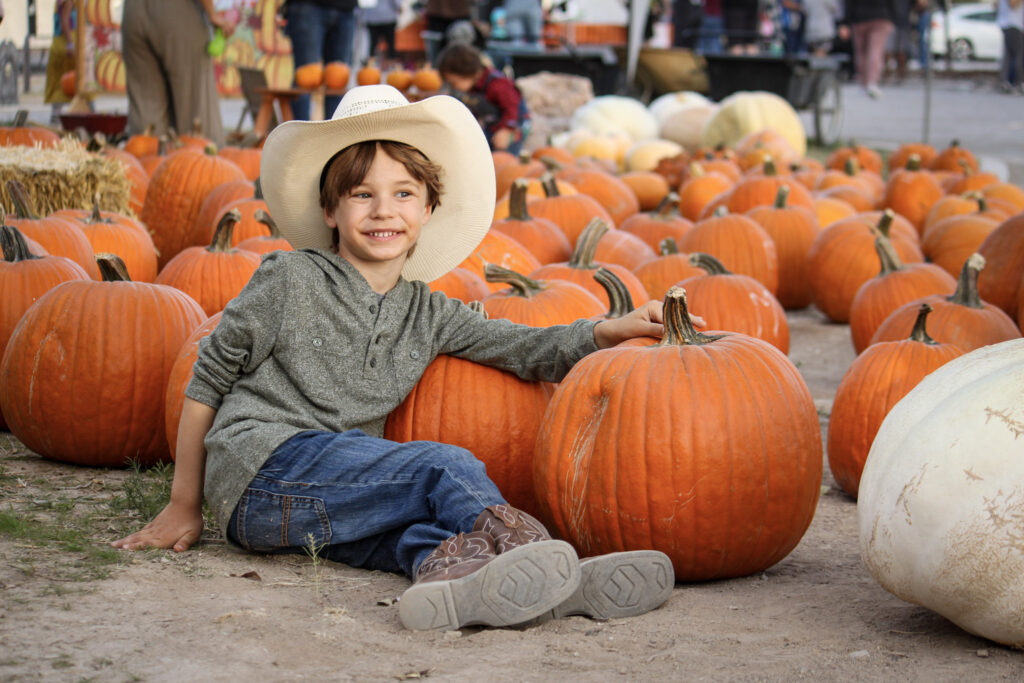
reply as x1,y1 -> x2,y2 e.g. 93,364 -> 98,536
1010,27 -> 1024,87
851,22 -> 868,87
699,14 -> 724,54
283,1 -> 325,120
121,0 -> 172,137
322,8 -> 356,115
917,10 -> 930,70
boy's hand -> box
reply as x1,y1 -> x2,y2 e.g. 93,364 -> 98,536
111,501 -> 204,553
593,300 -> 705,349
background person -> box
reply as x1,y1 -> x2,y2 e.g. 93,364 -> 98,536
997,0 -> 1024,93
282,0 -> 357,121
846,0 -> 895,98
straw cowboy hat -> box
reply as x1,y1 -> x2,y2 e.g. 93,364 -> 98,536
259,84 -> 495,283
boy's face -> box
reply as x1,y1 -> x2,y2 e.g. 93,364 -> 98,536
323,149 -> 433,276
442,72 -> 476,92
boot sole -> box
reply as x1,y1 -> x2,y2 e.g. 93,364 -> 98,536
399,540 -> 580,630
551,550 -> 675,620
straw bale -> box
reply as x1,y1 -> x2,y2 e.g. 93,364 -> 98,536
0,138 -> 132,216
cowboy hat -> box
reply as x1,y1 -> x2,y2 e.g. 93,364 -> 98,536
259,84 -> 495,282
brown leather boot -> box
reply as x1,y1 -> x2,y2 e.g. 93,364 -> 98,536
399,530 -> 581,631
472,504 -> 551,553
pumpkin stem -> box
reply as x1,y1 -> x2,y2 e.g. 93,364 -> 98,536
540,172 -> 560,198
655,192 -> 678,218
5,180 -> 40,219
660,286 -> 723,346
774,185 -> 790,208
873,232 -> 903,276
13,110 -> 28,127
96,253 -> 132,281
688,161 -> 705,178
905,154 -> 921,171
843,157 -> 860,176
947,253 -> 985,309
957,158 -> 972,175
0,223 -> 40,262
567,218 -> 609,269
762,155 -> 777,177
210,209 -> 241,252
538,155 -> 564,172
204,143 -> 219,156
659,237 -> 680,255
908,303 -> 937,344
688,252 -> 731,275
254,177 -> 263,200
594,267 -> 635,318
874,209 -> 895,239
483,263 -> 544,298
467,300 -> 487,317
517,150 -> 531,165
508,178 -> 532,221
90,193 -> 104,223
254,209 -> 281,237
157,136 -> 168,155
142,123 -> 155,137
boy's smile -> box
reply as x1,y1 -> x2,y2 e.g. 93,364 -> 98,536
323,148 -> 433,292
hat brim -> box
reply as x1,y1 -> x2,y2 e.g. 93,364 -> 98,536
259,95 -> 495,283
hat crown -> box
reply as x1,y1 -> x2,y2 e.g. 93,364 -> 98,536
330,84 -> 409,121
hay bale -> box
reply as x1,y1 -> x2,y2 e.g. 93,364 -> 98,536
0,138 -> 132,216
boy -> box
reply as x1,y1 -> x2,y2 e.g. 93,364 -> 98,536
436,42 -> 530,154
113,85 -> 674,631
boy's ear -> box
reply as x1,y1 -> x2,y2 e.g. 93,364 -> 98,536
323,205 -> 337,228
421,202 -> 433,224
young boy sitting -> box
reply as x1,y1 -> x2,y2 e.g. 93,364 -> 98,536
113,85 -> 675,631
436,42 -> 530,154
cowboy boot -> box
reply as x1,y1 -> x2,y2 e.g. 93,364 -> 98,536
398,530 -> 580,631
474,505 -> 675,620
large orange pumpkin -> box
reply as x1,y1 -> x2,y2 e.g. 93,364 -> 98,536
617,193 -> 693,252
427,267 -> 489,303
482,264 -> 604,326
490,178 -> 572,265
5,180 -> 101,280
236,209 -> 294,256
827,304 -> 963,499
977,214 -> 1024,317
164,312 -> 223,460
0,254 -> 206,466
633,237 -> 705,301
533,287 -> 822,580
527,177 -> 615,248
0,111 -> 61,148
141,146 -> 247,270
456,230 -> 541,294
882,155 -> 945,234
52,202 -> 158,283
680,209 -> 779,295
745,185 -> 821,309
555,167 -> 640,226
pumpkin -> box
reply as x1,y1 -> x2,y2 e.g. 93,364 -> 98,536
700,91 -> 807,157
569,95 -> 660,142
236,209 -> 293,256
0,225 -> 90,430
411,66 -> 442,92
812,195 -> 857,230
155,210 -> 262,316
176,119 -> 214,150
725,158 -> 815,214
648,90 -> 712,124
52,201 -> 158,283
5,180 -> 101,280
192,178 -> 255,245
848,231 -> 957,354
60,70 -> 76,98
922,193 -> 1002,235
745,185 -> 821,310
530,218 -> 649,309
677,162 -> 733,222
858,338 -> 1024,647
618,171 -> 670,211
887,142 -> 937,173
385,349 -> 555,516
456,229 -> 541,293
825,144 -> 883,175
882,155 -> 945,234
385,68 -> 414,91
623,139 -> 684,173
142,146 -> 247,270
921,213 -> 1000,278
0,254 -> 206,466
294,62 -> 324,88
102,145 -> 150,215
829,303 -> 963,499
533,287 -> 822,580
482,264 -> 604,326
356,64 -> 381,85
678,253 -> 789,352
930,139 -> 979,173
164,312 -> 223,460
806,211 -> 925,323
124,124 -> 160,159
530,145 -> 575,167
554,167 -> 640,225
323,61 -> 351,89
491,178 -> 572,265
495,152 -> 545,201
618,193 -> 693,251
593,228 -> 656,271
790,157 -> 825,191
680,208 -> 779,295
942,163 -> 1001,195
977,214 -> 1024,317
981,181 -> 1024,211
818,183 -> 875,213
218,146 -> 262,182
658,103 -> 718,153
633,237 -> 705,300
427,266 -> 489,303
733,129 -> 799,171
0,111 -> 61,148
870,253 -> 1021,351
527,177 -> 615,248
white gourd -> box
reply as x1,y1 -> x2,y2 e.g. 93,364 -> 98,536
858,338 -> 1024,647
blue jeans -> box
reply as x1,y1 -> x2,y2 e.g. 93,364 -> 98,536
698,15 -> 725,55
916,10 -> 930,69
226,430 -> 506,577
284,1 -> 356,120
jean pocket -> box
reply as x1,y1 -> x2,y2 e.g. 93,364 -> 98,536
235,488 -> 332,552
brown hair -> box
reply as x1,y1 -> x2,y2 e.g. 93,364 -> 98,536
436,42 -> 485,78
319,140 -> 444,249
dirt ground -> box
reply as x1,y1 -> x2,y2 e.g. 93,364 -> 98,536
2,307 -> 1023,682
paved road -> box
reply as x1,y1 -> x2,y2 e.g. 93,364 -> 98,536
3,68 -> 1021,182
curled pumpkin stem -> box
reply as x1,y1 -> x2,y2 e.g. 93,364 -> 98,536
660,286 -> 723,346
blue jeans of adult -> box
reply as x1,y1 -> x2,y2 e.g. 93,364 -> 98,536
284,1 -> 356,120
916,10 -> 930,70
699,15 -> 725,55
226,430 -> 506,578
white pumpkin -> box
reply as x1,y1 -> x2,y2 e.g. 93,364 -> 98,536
660,103 -> 719,153
623,139 -> 684,172
858,338 -> 1024,647
569,95 -> 659,142
648,90 -> 712,125
700,91 -> 807,157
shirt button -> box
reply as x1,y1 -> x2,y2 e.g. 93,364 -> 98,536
368,304 -> 377,314
312,338 -> 323,347
410,350 -> 420,360
369,358 -> 377,368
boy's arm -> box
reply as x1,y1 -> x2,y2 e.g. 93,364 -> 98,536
111,397 -> 215,552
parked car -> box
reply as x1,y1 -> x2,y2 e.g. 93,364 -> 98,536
930,3 -> 1004,61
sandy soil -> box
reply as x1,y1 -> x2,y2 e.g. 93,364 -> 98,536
2,308 -> 1023,682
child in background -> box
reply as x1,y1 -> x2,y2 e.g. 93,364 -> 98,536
112,85 -> 676,631
436,42 -> 530,153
